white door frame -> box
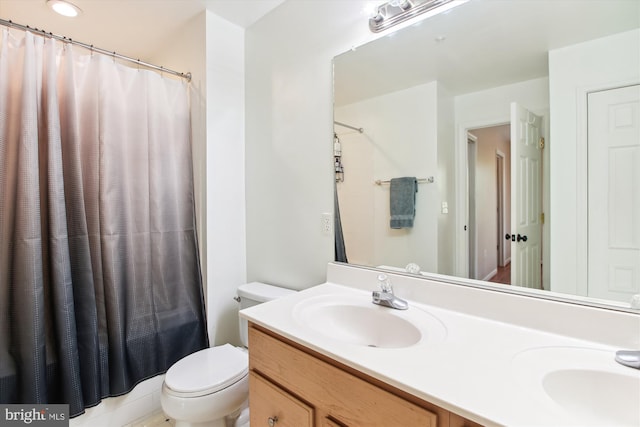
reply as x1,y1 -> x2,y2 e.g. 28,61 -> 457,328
496,149 -> 507,268
467,132 -> 478,279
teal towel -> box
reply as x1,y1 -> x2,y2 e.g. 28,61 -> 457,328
390,177 -> 417,229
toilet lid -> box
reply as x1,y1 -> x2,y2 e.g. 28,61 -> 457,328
165,344 -> 248,395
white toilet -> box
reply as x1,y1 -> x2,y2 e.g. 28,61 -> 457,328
160,282 -> 296,427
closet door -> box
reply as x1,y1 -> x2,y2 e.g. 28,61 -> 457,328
587,84 -> 640,302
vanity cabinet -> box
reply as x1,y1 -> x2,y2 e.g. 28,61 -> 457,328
248,323 -> 483,427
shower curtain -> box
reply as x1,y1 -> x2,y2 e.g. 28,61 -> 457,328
0,30 -> 208,416
334,181 -> 347,263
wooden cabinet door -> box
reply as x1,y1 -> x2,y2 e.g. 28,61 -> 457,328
249,372 -> 314,427
450,413 -> 483,427
320,418 -> 344,427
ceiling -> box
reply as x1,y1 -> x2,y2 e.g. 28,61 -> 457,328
334,0 -> 640,106
204,0 -> 285,28
0,0 -> 284,61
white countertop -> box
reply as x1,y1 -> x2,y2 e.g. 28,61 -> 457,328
240,271 -> 640,426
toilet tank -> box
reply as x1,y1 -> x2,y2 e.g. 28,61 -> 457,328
237,282 -> 296,347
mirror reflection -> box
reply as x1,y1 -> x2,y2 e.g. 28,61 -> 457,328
333,0 -> 640,305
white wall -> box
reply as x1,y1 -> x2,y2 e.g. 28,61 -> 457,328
437,83 -> 456,276
245,1 -> 378,289
336,82 -> 440,272
243,0 -> 558,288
549,29 -> 640,296
203,11 -> 246,347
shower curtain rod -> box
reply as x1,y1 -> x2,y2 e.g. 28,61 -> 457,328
0,18 -> 191,82
334,120 -> 364,133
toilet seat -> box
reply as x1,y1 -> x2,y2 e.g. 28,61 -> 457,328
164,344 -> 248,398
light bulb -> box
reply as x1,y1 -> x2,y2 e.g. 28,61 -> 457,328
364,2 -> 385,23
389,0 -> 411,9
47,0 -> 82,17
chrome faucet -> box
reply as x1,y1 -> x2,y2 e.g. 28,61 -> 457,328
615,350 -> 640,369
372,274 -> 408,310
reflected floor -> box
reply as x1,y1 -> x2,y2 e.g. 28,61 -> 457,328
489,263 -> 511,285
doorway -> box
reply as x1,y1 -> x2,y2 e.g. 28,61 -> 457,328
466,124 -> 511,283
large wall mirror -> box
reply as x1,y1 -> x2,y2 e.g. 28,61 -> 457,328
333,0 -> 640,309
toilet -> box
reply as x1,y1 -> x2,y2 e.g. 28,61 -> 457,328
160,282 -> 296,427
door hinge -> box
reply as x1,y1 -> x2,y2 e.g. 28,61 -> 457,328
540,212 -> 545,224
539,137 -> 545,149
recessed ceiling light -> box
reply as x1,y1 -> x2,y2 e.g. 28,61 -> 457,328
47,0 -> 82,17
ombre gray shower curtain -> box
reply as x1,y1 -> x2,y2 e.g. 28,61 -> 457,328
0,29 -> 207,416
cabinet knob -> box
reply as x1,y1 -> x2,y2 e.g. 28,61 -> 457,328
268,416 -> 278,427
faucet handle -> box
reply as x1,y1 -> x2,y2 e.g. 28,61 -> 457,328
615,350 -> 640,369
377,274 -> 393,293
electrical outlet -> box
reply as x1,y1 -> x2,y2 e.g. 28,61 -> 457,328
321,213 -> 332,235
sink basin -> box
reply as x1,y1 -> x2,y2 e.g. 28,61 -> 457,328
292,294 -> 446,348
511,346 -> 640,425
543,368 -> 639,425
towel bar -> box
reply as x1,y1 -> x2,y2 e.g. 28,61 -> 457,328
375,177 -> 434,185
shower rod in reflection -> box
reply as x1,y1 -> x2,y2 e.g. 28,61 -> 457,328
334,121 -> 364,133
0,18 -> 192,81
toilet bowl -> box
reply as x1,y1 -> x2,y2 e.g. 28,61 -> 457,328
160,282 -> 296,427
161,344 -> 248,427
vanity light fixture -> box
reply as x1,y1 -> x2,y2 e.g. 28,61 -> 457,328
47,0 -> 82,17
369,0 -> 467,33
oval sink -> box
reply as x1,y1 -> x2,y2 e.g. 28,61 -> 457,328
511,346 -> 640,425
292,294 -> 446,349
543,368 -> 639,425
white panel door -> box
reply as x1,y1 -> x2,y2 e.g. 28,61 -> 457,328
510,103 -> 542,289
588,85 -> 640,302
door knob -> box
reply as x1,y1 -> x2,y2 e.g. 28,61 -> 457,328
517,234 -> 528,242
505,233 -> 511,241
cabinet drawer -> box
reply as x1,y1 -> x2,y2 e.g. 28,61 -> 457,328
249,372 -> 314,427
249,326 -> 438,427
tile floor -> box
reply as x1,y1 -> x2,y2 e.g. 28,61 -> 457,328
129,411 -> 174,427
